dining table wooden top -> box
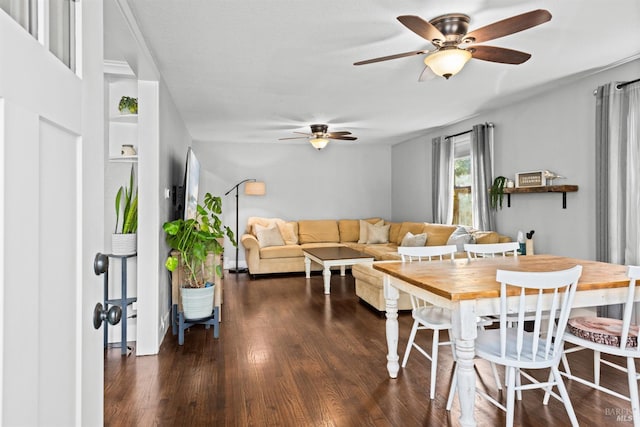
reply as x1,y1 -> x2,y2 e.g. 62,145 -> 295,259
373,254 -> 629,302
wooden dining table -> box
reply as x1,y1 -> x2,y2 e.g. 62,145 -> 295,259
374,254 -> 630,427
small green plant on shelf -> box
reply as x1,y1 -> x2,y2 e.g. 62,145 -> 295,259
115,165 -> 138,234
490,176 -> 507,210
118,96 -> 138,114
163,193 -> 237,288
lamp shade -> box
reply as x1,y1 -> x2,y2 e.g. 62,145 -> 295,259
309,138 -> 329,150
244,181 -> 266,196
424,48 -> 472,79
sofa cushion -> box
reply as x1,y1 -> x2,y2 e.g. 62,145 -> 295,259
357,218 -> 383,243
395,222 -> 427,245
259,244 -> 304,259
423,223 -> 458,246
277,221 -> 298,245
366,222 -> 390,244
400,231 -> 427,247
255,224 -> 285,248
387,222 -> 402,244
446,226 -> 475,251
474,231 -> 500,244
338,219 -> 360,242
362,243 -> 398,260
298,220 -> 340,244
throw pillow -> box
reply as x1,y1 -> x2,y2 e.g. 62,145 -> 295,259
366,222 -> 390,244
277,221 -> 298,245
447,226 -> 475,252
400,231 -> 427,247
254,224 -> 285,248
358,219 -> 384,243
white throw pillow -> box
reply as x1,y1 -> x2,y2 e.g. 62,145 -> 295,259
254,224 -> 285,248
358,219 -> 384,243
447,226 -> 475,252
366,222 -> 390,244
400,231 -> 427,247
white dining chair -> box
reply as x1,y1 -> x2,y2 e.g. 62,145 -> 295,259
464,242 -> 520,259
398,245 -> 501,400
556,265 -> 640,427
447,265 -> 582,427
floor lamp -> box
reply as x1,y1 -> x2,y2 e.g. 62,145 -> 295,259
224,178 -> 266,273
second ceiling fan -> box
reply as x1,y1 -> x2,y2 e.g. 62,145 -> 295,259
279,124 -> 357,150
354,9 -> 552,80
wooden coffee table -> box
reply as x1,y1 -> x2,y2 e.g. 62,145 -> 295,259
303,247 -> 374,294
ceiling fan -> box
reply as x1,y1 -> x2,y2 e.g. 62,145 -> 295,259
279,124 -> 357,150
354,9 -> 552,80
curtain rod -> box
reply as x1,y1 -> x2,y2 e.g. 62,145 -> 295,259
593,78 -> 640,95
444,129 -> 471,140
617,77 -> 640,89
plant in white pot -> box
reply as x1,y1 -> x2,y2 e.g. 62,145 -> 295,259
112,166 -> 138,255
163,193 -> 236,319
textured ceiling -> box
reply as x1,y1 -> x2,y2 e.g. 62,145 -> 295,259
105,0 -> 640,146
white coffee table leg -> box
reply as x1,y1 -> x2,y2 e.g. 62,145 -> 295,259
323,265 -> 331,294
304,256 -> 311,279
340,265 -> 346,276
383,275 -> 400,378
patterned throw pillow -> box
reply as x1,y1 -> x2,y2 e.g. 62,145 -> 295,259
366,222 -> 390,244
400,231 -> 427,247
254,224 -> 285,248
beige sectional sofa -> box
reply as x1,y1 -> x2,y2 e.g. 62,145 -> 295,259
240,216 -> 511,311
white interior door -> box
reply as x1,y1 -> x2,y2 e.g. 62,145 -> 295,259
0,3 -> 104,425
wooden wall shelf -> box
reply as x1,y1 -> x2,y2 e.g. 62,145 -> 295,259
503,185 -> 578,209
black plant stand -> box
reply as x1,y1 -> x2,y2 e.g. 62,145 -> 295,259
104,253 -> 137,355
172,303 -> 220,345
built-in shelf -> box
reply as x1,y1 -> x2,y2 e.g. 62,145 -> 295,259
108,155 -> 138,163
503,185 -> 579,209
110,113 -> 138,123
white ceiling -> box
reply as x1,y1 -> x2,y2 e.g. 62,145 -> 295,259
105,0 -> 640,146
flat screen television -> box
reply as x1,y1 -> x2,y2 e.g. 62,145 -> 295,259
181,147 -> 200,220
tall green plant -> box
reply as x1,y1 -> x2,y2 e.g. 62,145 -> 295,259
163,193 -> 236,287
115,165 -> 138,234
490,176 -> 507,210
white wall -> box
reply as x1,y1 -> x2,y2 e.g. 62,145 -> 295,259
193,141 -> 392,268
391,59 -> 640,260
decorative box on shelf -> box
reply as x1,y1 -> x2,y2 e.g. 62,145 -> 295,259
515,170 -> 546,188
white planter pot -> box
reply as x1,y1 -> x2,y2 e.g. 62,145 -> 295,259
180,285 -> 215,319
111,233 -> 137,255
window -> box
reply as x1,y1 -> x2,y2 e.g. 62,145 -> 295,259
452,134 -> 472,226
1,0 -> 77,72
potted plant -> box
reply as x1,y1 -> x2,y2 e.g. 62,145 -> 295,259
163,193 -> 236,319
490,175 -> 507,210
112,165 -> 138,255
118,96 -> 138,114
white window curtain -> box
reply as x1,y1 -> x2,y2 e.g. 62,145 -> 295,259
470,123 -> 495,231
595,81 -> 640,317
431,136 -> 454,224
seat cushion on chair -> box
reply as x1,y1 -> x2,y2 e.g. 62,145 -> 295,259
567,316 -> 639,348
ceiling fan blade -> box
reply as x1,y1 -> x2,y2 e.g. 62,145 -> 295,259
293,132 -> 313,136
470,45 -> 531,64
464,9 -> 551,44
278,136 -> 309,140
418,65 -> 437,82
326,131 -> 352,137
397,15 -> 445,43
330,136 -> 358,141
354,49 -> 429,66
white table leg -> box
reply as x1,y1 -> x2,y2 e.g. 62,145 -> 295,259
383,275 -> 400,378
304,256 -> 311,279
451,301 -> 479,427
323,265 -> 331,294
340,265 -> 346,276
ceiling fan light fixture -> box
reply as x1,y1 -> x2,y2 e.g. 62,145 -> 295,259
424,48 -> 472,79
309,137 -> 329,150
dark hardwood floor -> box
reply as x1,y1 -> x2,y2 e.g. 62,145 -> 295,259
105,272 -> 635,426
